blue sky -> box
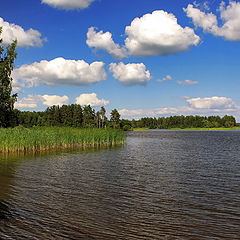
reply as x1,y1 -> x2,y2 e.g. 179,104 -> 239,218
1,0 -> 240,120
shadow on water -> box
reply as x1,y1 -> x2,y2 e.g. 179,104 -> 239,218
0,143 -> 124,161
0,200 -> 12,221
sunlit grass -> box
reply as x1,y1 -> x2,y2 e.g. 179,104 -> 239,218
132,128 -> 150,131
0,127 -> 126,153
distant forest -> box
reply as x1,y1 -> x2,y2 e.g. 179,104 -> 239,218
124,115 -> 237,130
5,105 -> 121,129
4,104 -> 237,130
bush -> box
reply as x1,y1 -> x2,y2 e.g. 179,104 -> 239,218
123,125 -> 132,131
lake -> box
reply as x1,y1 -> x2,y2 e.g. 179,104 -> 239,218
0,131 -> 239,239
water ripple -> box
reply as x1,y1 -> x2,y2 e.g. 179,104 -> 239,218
0,131 -> 239,239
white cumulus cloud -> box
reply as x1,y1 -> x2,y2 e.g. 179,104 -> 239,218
86,27 -> 127,59
75,93 -> 109,107
119,96 -> 239,119
15,94 -> 69,109
178,80 -> 199,85
0,17 -> 44,47
12,57 -> 107,87
119,106 -> 193,118
109,62 -> 151,86
184,1 -> 240,41
42,95 -> 69,106
41,0 -> 95,10
186,96 -> 236,109
87,10 -> 200,58
15,95 -> 40,109
124,10 -> 200,56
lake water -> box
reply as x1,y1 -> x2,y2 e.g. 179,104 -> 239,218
0,131 -> 239,239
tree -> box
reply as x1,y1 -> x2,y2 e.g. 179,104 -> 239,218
72,104 -> 83,127
99,106 -> 106,128
222,115 -> 236,128
110,109 -> 120,129
0,28 -> 17,127
83,105 -> 96,128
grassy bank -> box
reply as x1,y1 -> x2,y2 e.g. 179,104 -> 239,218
132,128 -> 150,131
170,127 -> 240,131
0,127 -> 126,154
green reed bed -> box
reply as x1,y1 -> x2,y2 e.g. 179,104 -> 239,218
0,127 -> 126,153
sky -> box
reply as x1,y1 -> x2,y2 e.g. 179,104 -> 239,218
1,0 -> 240,120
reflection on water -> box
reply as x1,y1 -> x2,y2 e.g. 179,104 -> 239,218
0,131 -> 240,239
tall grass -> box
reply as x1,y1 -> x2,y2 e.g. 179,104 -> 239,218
0,127 -> 126,153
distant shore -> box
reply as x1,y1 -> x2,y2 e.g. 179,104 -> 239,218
132,127 -> 240,131
170,127 -> 240,131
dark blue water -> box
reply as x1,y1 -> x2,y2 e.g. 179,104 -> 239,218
0,131 -> 239,239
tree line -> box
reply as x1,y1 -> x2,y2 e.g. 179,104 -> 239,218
122,115 -> 237,130
6,108 -> 237,130
7,105 -> 121,129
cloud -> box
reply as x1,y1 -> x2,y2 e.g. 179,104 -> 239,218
184,1 -> 240,41
87,10 -> 200,58
184,4 -> 219,34
119,106 -> 193,118
15,95 -> 40,109
0,17 -> 44,47
124,10 -> 200,56
75,93 -> 109,107
86,27 -> 127,59
41,0 -> 95,10
157,75 -> 173,82
15,93 -> 109,109
42,95 -> 69,106
177,80 -> 199,85
109,62 -> 151,86
119,96 -> 239,119
15,94 -> 69,109
186,96 -> 236,109
193,1 -> 210,11
12,57 -> 107,87
12,78 -> 25,93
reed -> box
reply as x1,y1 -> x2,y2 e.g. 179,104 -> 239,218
0,127 -> 126,153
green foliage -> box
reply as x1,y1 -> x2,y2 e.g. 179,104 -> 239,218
122,125 -> 132,131
0,127 -> 126,153
0,28 -> 17,127
3,104 -> 121,129
97,106 -> 107,128
3,105 -> 237,131
14,104 -> 94,128
110,109 -> 120,129
132,128 -> 149,131
121,115 -> 237,129
83,105 -> 96,128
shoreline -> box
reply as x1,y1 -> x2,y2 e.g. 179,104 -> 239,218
170,127 -> 240,131
132,127 -> 240,131
0,142 -> 126,154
